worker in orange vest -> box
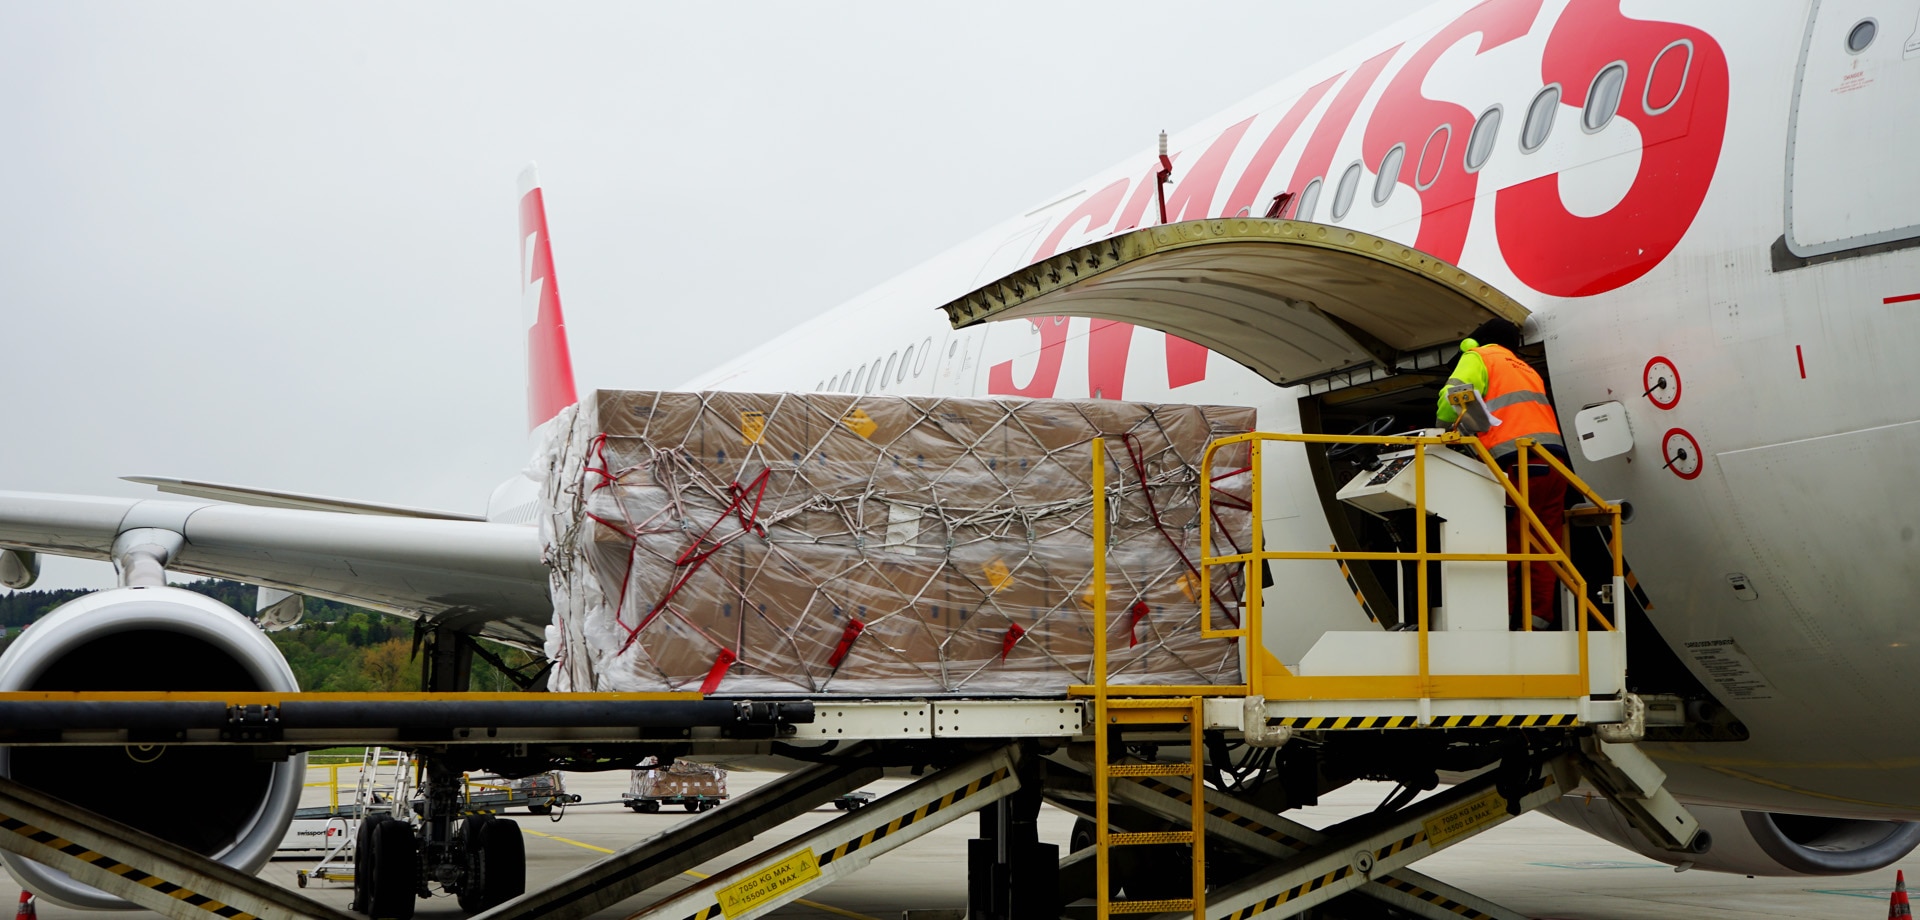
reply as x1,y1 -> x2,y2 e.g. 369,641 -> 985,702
1435,319 -> 1568,630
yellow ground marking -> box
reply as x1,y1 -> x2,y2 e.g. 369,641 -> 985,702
521,829 -> 880,920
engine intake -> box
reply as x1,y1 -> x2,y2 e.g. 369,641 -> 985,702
0,585 -> 305,909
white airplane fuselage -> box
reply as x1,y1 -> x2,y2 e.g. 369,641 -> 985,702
650,1 -> 1920,819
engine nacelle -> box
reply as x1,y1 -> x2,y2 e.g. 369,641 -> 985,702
0,585 -> 305,910
1544,795 -> 1920,876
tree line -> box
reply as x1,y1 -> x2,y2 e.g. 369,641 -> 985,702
0,580 -> 542,692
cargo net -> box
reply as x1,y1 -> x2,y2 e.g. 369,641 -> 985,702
539,391 -> 1253,696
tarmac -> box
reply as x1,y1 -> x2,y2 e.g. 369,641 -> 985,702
6,765 -> 1915,920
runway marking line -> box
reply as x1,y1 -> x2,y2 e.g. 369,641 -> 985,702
522,828 -> 882,920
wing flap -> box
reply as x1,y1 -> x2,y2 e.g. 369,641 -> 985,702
122,477 -> 486,521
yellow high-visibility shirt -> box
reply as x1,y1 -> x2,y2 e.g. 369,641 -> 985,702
1435,337 -> 1488,426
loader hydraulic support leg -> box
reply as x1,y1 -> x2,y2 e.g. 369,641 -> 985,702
969,752 -> 1057,920
0,775 -> 349,920
1190,754 -> 1575,920
620,745 -> 1023,920
471,755 -> 882,920
1109,773 -> 1525,920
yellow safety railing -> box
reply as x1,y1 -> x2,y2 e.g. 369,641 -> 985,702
1191,431 -> 1622,702
304,762 -> 349,812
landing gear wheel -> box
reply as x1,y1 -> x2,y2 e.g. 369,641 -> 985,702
456,816 -> 526,914
367,818 -> 418,920
351,815 -> 389,913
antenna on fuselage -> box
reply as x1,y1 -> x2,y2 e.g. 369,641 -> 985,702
1155,130 -> 1173,225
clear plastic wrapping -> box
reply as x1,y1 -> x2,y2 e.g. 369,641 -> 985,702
540,391 -> 1252,696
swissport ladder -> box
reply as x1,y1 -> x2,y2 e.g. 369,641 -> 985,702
1078,432 -> 1708,920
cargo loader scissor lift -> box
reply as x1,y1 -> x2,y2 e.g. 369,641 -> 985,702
1058,432 -> 1709,920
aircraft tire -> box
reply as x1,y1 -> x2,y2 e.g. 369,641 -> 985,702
367,819 -> 418,920
352,815 -> 390,913
473,818 -> 526,911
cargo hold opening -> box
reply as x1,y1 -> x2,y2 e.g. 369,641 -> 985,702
941,217 -> 1720,704
940,217 -> 1533,634
1297,338 -> 1551,630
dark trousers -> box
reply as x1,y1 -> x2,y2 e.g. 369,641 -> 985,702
1504,460 -> 1568,629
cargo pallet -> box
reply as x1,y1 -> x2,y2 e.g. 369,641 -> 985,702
0,429 -> 1704,920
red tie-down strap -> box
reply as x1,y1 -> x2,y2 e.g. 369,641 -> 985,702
1127,600 -> 1151,648
616,468 -> 774,654
827,619 -> 867,669
1000,622 -> 1026,661
700,648 -> 738,695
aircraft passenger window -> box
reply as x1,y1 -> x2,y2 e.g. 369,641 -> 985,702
1520,85 -> 1560,153
817,380 -> 826,391
898,346 -> 913,382
854,364 -> 869,392
1414,125 -> 1449,190
1295,178 -> 1323,221
1373,144 -> 1406,205
1583,63 -> 1628,133
1464,105 -> 1501,172
915,337 -> 933,375
866,356 -> 882,392
881,352 -> 898,388
1643,40 -> 1692,116
1331,162 -> 1363,220
1847,18 -> 1877,53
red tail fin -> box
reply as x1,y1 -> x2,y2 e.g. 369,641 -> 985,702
518,164 -> 580,430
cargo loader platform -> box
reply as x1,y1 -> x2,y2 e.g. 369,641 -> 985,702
0,430 -> 1704,920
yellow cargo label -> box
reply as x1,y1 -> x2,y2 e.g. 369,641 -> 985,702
740,410 -> 767,446
983,558 -> 1013,593
1422,788 -> 1507,848
1077,577 -> 1112,610
841,408 -> 878,439
716,847 -> 821,917
1176,571 -> 1200,602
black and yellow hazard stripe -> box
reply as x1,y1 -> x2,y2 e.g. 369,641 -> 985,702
1331,544 -> 1378,624
820,766 -> 1011,865
1277,712 -> 1578,730
1226,864 -> 1357,919
0,814 -> 258,920
1428,713 -> 1578,728
1134,777 -> 1505,920
1136,777 -> 1312,851
671,766 -> 1011,920
1277,715 -> 1420,730
1377,876 -> 1496,919
1625,568 -> 1654,611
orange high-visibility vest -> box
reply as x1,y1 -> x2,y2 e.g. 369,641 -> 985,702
1474,344 -> 1564,461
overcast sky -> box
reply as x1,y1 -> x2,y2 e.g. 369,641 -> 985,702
0,2 -> 1429,591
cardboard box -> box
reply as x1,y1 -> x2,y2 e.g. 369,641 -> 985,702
539,391 -> 1253,696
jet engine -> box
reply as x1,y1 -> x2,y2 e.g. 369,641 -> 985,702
1544,795 -> 1920,876
0,585 -> 305,909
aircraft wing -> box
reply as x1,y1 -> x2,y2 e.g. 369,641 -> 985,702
0,491 -> 551,647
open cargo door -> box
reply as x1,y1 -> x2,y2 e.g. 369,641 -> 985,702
938,218 -> 1527,389
941,218 -> 1537,639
